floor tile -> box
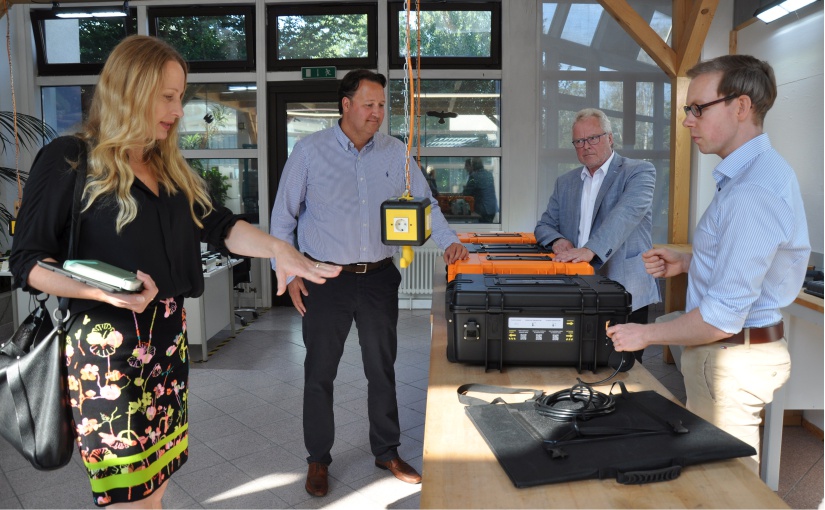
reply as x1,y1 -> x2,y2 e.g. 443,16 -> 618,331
0,497 -> 22,509
208,429 -> 274,462
782,457 -> 824,510
162,479 -> 200,509
180,443 -> 229,476
17,479 -> 92,509
230,445 -> 306,479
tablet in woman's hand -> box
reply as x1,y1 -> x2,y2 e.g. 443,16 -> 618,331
38,260 -> 144,293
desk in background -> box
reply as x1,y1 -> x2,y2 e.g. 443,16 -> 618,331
762,291 -> 824,489
185,258 -> 241,361
421,263 -> 787,509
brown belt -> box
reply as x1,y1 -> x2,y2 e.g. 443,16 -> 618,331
306,254 -> 393,274
721,322 -> 784,345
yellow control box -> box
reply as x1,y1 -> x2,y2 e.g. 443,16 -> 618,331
381,197 -> 432,246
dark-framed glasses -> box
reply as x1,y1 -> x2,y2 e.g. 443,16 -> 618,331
683,94 -> 738,118
572,132 -> 607,148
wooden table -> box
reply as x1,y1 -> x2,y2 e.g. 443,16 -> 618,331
420,264 -> 788,509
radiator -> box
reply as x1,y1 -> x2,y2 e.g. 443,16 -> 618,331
397,246 -> 443,309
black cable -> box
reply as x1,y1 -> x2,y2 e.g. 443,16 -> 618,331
534,382 -> 616,422
576,358 -> 624,386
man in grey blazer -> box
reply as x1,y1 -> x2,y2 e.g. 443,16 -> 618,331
535,108 -> 660,362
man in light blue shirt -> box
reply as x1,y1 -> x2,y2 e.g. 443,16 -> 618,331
270,69 -> 467,497
607,55 -> 810,470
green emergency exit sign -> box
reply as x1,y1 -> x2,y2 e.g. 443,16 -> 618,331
301,66 -> 337,79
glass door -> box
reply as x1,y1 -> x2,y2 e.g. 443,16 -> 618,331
267,81 -> 339,304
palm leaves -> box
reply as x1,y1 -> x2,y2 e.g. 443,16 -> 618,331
0,111 -> 58,234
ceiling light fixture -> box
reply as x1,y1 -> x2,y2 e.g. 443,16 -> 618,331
52,1 -> 129,19
754,0 -> 819,23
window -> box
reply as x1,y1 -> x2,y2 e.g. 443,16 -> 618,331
389,1 -> 501,69
30,8 -> 137,76
266,3 -> 377,72
420,156 -> 500,224
148,6 -> 255,72
539,0 -> 672,243
185,158 -> 259,220
389,79 -> 502,224
388,79 -> 501,148
179,84 -> 258,150
41,85 -> 96,134
180,83 -> 260,222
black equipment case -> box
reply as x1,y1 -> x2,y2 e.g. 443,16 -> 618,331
446,274 -> 631,371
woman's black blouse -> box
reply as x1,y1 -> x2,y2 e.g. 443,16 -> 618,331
10,136 -> 239,307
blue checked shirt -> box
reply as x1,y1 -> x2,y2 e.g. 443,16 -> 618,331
270,122 -> 459,270
687,134 -> 810,332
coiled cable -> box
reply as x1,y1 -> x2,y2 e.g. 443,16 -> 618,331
534,382 -> 616,422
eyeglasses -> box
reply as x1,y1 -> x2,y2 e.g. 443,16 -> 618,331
572,132 -> 607,148
683,94 -> 738,118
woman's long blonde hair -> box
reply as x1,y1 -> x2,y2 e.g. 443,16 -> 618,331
80,35 -> 212,232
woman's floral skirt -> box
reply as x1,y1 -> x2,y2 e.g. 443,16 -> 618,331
65,297 -> 189,507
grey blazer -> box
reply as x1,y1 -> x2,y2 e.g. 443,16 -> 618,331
535,152 -> 660,311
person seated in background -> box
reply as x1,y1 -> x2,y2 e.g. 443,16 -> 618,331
462,157 -> 498,222
426,167 -> 439,197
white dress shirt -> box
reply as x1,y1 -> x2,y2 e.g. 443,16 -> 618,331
577,151 -> 614,247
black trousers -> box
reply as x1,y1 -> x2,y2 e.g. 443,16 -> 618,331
628,305 -> 650,362
301,264 -> 403,465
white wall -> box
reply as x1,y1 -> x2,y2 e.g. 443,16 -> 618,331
737,3 -> 824,260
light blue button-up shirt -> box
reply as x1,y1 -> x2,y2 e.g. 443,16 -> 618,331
687,134 -> 810,332
270,123 -> 459,269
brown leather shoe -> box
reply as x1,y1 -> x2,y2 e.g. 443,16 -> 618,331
305,462 -> 329,497
374,457 -> 422,484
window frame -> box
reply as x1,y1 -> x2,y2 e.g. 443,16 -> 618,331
30,8 -> 138,77
266,3 -> 378,72
147,5 -> 256,73
388,1 -> 501,70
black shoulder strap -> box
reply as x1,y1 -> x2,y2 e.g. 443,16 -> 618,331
57,139 -> 88,322
457,383 -> 544,407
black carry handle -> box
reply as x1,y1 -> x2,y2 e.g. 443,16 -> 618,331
616,465 -> 682,484
485,254 -> 553,262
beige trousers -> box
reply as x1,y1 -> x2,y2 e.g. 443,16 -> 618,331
657,312 -> 792,473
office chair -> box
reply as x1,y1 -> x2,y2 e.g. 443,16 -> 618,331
232,257 -> 258,326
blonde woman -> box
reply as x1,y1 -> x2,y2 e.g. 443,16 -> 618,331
10,35 -> 339,508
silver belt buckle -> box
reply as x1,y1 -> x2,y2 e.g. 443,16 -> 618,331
355,263 -> 368,274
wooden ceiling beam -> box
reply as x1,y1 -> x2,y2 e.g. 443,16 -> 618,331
676,0 -> 718,74
598,0 -> 678,78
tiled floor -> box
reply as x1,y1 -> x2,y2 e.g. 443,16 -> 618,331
0,306 -> 822,509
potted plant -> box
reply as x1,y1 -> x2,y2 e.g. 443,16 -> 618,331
0,111 -> 58,237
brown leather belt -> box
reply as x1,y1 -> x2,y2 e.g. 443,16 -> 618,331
721,322 -> 784,345
306,254 -> 393,274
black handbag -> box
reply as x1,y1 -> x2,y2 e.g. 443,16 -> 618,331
0,140 -> 87,470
